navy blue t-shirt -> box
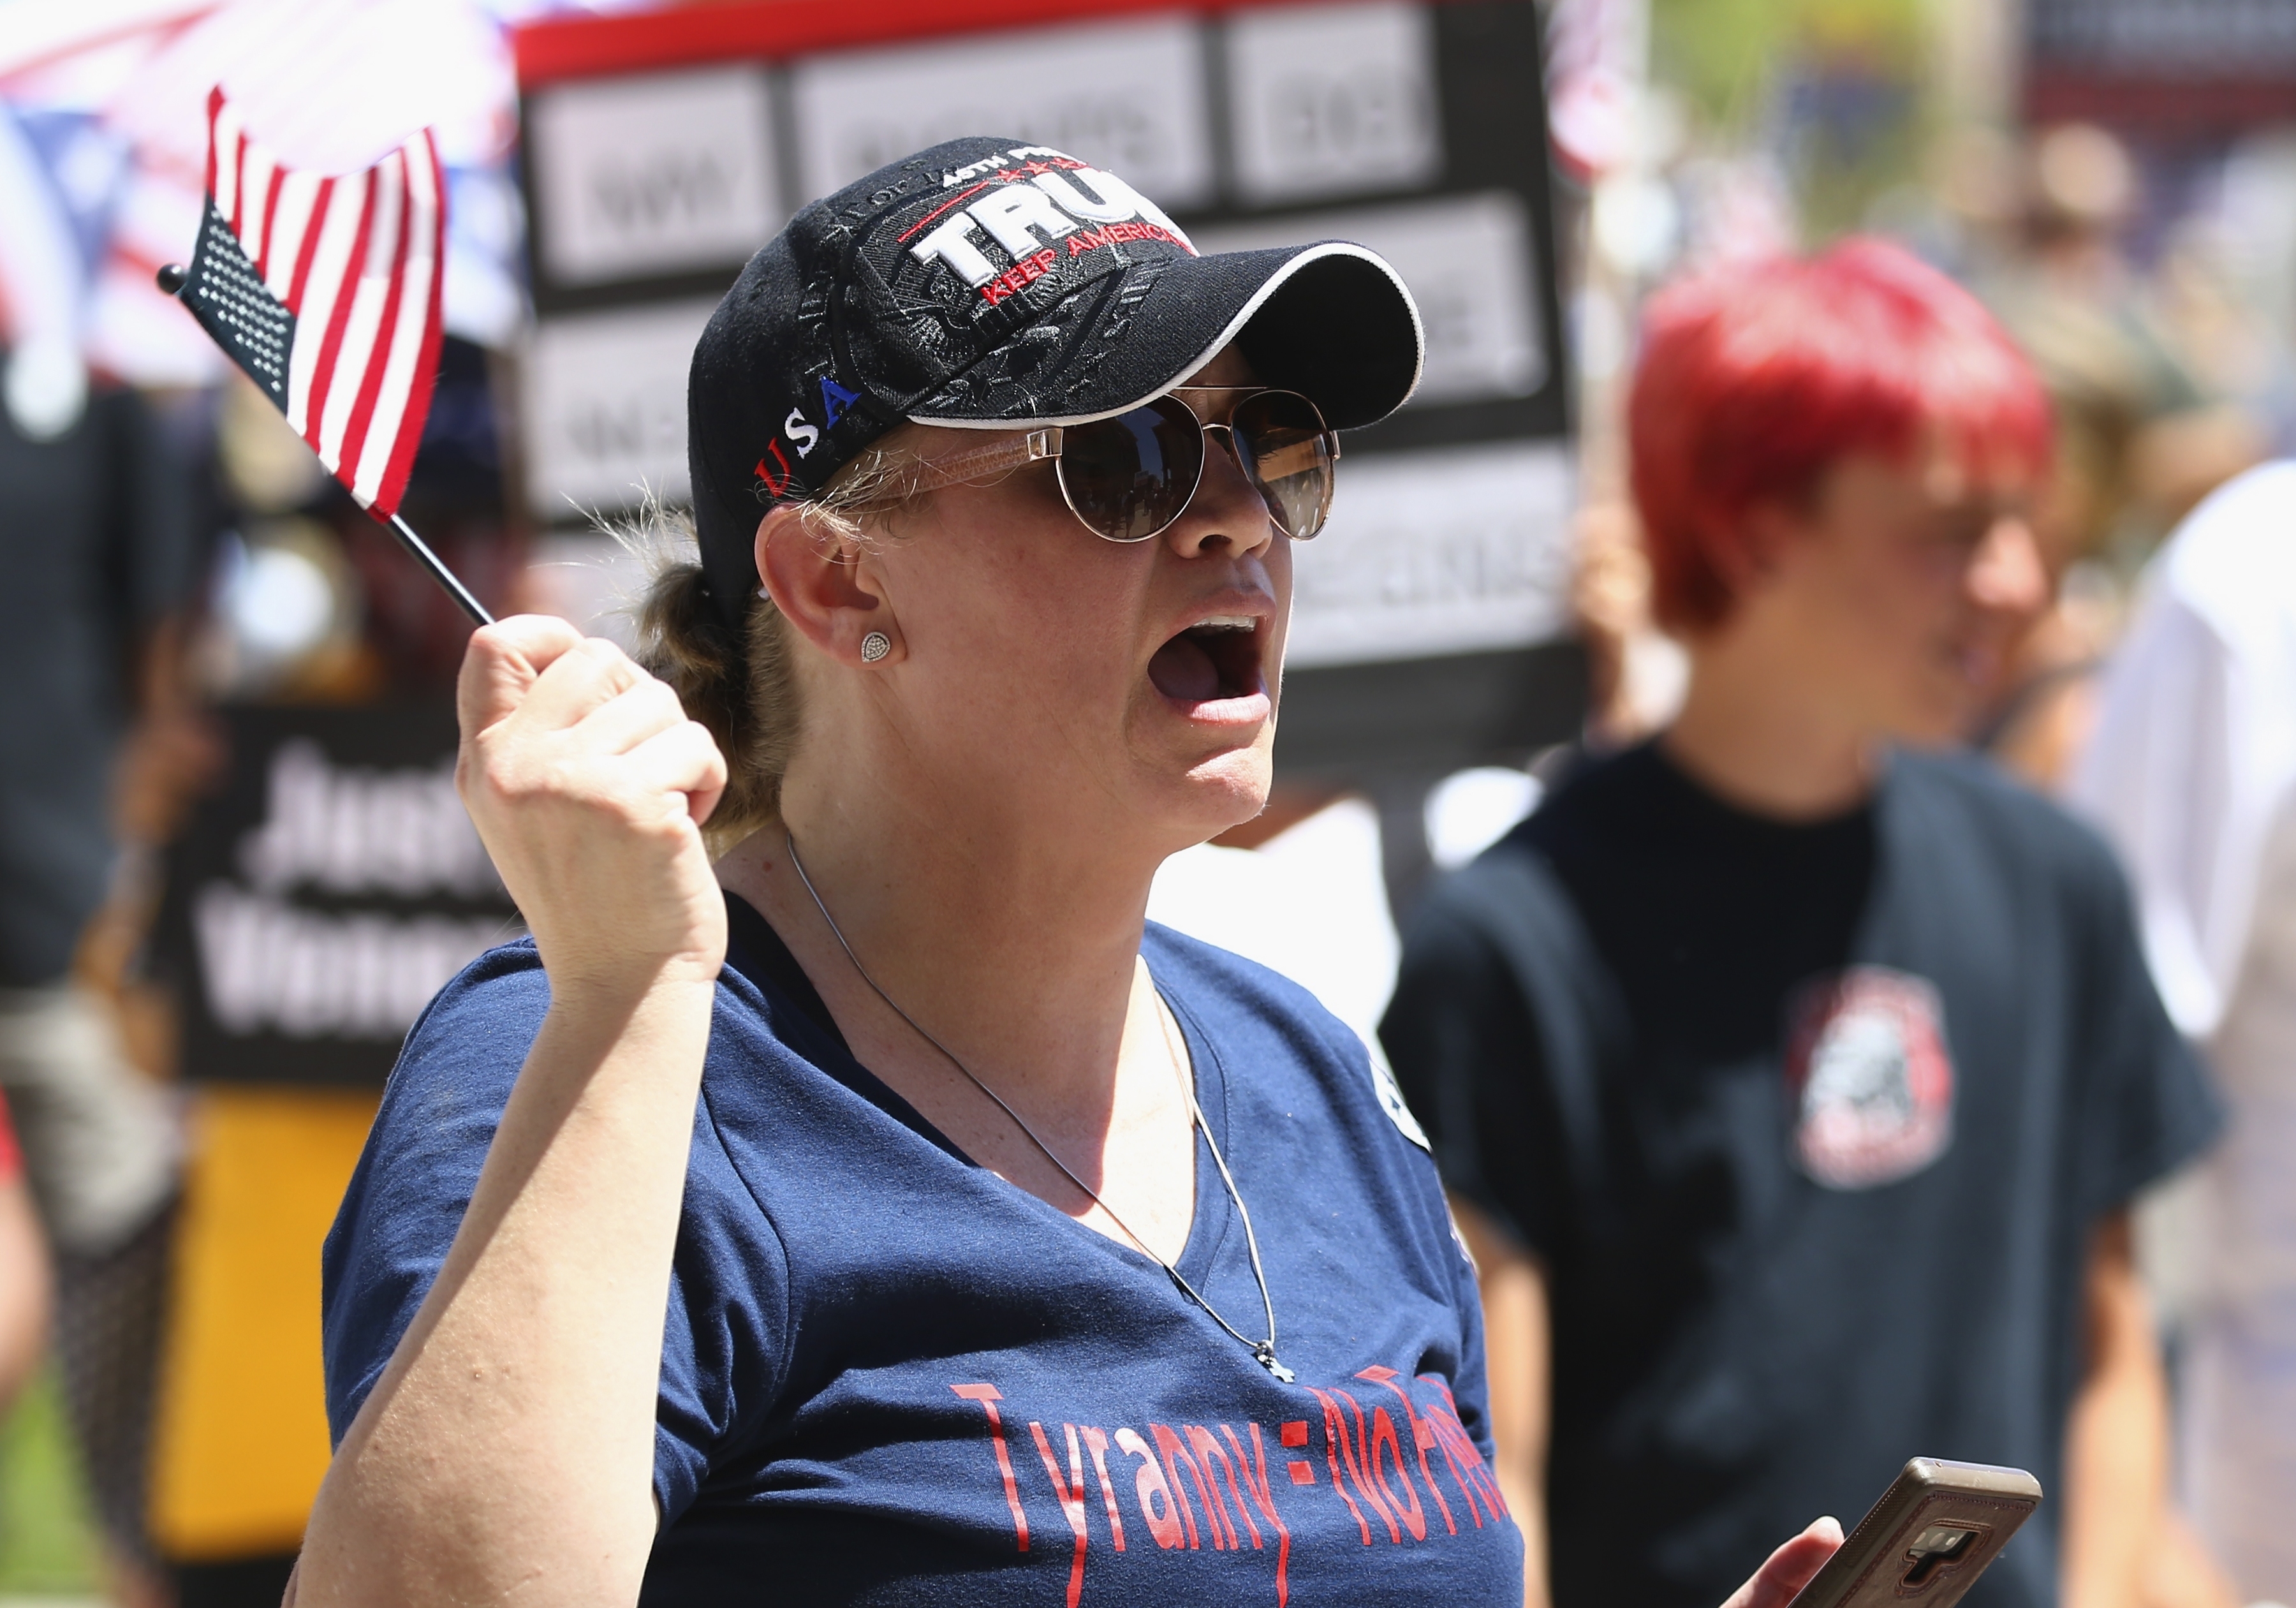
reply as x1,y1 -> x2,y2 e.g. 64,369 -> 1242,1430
324,896 -> 1520,1605
1381,744 -> 2221,1608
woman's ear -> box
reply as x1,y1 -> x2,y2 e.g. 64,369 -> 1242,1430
754,507 -> 903,667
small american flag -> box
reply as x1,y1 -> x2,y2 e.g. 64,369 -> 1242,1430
179,85 -> 446,522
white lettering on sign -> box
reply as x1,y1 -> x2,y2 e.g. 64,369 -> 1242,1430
529,64 -> 782,286
791,17 -> 1214,210
240,741 -> 500,899
196,740 -> 514,1041
523,299 -> 717,518
196,885 -> 510,1040
1225,1 -> 1442,205
1283,439 -> 1575,669
1193,191 -> 1546,406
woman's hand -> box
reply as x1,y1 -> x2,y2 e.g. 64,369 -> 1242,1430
457,616 -> 729,993
1721,1517 -> 1846,1608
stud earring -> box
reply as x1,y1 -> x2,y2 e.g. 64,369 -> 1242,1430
860,631 -> 892,663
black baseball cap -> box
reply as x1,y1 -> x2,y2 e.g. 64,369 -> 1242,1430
687,135 -> 1424,632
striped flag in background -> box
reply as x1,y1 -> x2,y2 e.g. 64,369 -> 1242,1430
180,85 -> 445,519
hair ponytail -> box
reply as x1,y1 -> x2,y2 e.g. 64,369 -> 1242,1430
631,515 -> 802,852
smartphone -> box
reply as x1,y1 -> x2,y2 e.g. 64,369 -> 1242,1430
1786,1458 -> 2043,1608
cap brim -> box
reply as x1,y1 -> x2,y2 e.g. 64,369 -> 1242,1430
906,242 -> 1424,434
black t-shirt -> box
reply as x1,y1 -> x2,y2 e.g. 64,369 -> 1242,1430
0,377 -> 193,985
1380,741 -> 2221,1608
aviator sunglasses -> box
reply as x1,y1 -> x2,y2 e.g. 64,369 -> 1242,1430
920,387 -> 1341,544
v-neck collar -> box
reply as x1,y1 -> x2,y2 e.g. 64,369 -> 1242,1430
716,892 -> 1239,1283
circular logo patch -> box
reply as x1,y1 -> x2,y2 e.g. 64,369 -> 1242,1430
1368,1048 -> 1431,1152
1783,967 -> 1954,1190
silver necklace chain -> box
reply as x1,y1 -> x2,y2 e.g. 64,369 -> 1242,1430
783,832 -> 1294,1382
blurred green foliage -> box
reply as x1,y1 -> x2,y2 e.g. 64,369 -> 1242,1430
0,1371 -> 101,1595
1652,0 -> 1807,131
1652,0 -> 1938,239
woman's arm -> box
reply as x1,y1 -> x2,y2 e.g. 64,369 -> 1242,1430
293,618 -> 729,1608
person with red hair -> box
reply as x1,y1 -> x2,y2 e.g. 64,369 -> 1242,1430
1630,237 -> 2052,641
1383,239 -> 2221,1608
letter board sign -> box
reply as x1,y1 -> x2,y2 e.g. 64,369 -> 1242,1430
2024,0 -> 2296,129
154,705 -> 522,1086
511,0 -> 1580,776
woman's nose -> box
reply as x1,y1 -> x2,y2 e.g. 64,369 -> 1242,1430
1165,430 -> 1274,559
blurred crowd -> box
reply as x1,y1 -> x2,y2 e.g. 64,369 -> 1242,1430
7,0 -> 2296,1605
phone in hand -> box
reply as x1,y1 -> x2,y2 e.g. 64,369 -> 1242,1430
1786,1458 -> 2043,1608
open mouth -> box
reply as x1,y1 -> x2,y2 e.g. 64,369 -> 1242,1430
1147,614 -> 1265,707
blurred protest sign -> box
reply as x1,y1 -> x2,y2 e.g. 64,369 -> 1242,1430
510,0 -> 1580,778
154,705 -> 518,1087
2026,0 -> 2296,132
144,708 -> 509,1576
147,1084 -> 379,1563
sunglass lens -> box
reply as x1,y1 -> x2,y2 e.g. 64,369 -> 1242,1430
1057,399 -> 1204,542
1232,391 -> 1337,539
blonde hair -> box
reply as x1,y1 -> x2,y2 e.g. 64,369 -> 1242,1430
628,426 -> 931,852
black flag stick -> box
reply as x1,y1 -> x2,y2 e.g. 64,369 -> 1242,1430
159,262 -> 495,628
381,510 -> 494,627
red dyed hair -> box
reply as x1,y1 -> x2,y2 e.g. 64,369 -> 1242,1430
1626,237 -> 2050,631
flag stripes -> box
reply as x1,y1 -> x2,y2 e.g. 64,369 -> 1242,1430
193,87 -> 443,520
267,168 -> 321,297
364,142 -> 441,508
286,168 -> 365,437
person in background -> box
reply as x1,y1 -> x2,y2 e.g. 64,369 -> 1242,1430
2070,461 -> 2296,1608
1381,239 -> 2223,1608
0,350 -> 200,1605
1976,124 -> 2262,788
